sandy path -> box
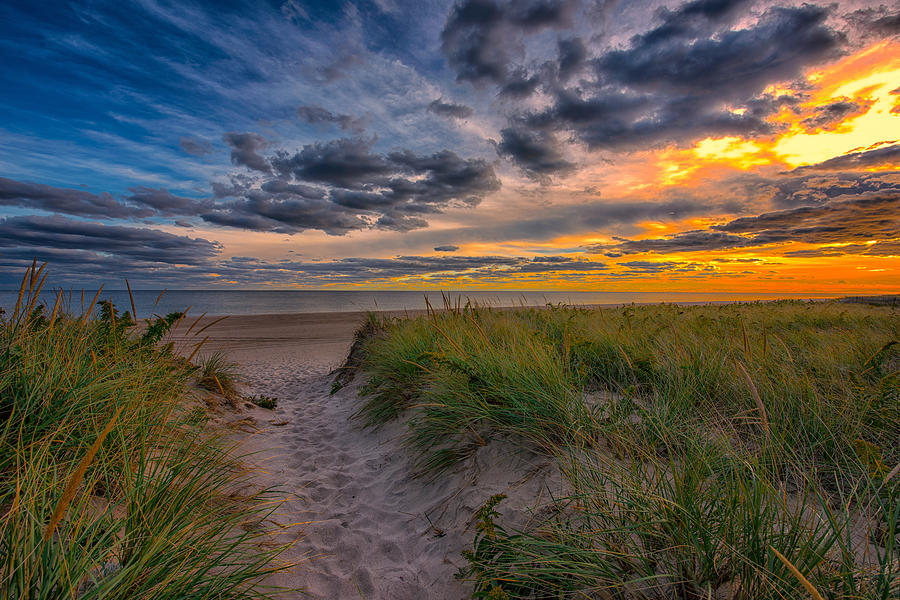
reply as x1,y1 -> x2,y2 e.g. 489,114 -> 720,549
174,313 -> 561,599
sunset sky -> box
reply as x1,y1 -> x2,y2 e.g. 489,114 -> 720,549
1,0 -> 898,292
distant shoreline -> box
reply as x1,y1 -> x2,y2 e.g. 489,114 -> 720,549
166,296 -> 865,361
2,289 -> 855,319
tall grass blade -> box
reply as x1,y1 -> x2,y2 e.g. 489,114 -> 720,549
43,405 -> 123,543
195,315 -> 229,336
79,285 -> 104,327
737,360 -> 769,437
48,289 -> 62,329
25,270 -> 48,317
770,546 -> 825,600
11,261 -> 31,321
187,336 -> 209,363
126,278 -> 137,320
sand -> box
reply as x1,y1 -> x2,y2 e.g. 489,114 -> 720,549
171,312 -> 564,599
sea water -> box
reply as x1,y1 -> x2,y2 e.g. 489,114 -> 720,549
0,289 -> 837,318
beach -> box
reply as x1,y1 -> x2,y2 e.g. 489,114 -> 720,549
174,311 -> 564,598
5,2 -> 899,596
161,301 -> 899,599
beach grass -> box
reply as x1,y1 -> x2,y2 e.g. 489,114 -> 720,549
0,265 -> 291,598
198,350 -> 242,402
356,299 -> 899,598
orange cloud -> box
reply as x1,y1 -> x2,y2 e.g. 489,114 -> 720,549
646,40 -> 900,183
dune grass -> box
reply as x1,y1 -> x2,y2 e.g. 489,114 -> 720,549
198,350 -> 242,401
0,265 -> 292,598
355,299 -> 899,598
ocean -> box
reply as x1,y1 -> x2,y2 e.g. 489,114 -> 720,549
0,289 -> 838,318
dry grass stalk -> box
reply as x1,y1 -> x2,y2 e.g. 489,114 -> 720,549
195,315 -> 229,336
48,290 -> 63,330
213,374 -> 226,397
79,286 -> 104,328
184,312 -> 208,337
770,546 -> 825,600
187,336 -> 209,363
24,266 -> 48,317
884,462 -> 900,484
126,278 -> 137,319
737,360 -> 770,437
12,261 -> 32,321
741,318 -> 750,359
43,405 -> 123,543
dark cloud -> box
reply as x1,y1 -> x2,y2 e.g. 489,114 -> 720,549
179,137 -> 213,156
373,213 -> 430,232
507,0 -> 578,27
427,99 -> 474,119
617,260 -> 707,274
126,187 -> 211,216
434,245 -> 460,252
2,133 -> 502,237
589,193 -> 900,257
514,256 -> 607,273
589,231 -> 750,256
510,3 -> 843,151
732,169 -> 900,209
202,193 -> 370,236
440,0 -> 507,85
715,194 -> 900,245
785,239 -> 900,258
440,0 -> 576,88
557,37 -> 587,80
598,4 -> 837,98
208,138 -> 500,234
223,132 -> 272,174
0,177 -> 146,219
0,215 -> 221,266
216,253 -> 606,284
296,105 -> 365,132
800,98 -> 873,132
848,6 -> 900,36
792,143 -> 900,171
259,179 -> 326,198
870,13 -> 900,33
447,196 -> 718,243
531,255 -> 571,262
175,253 -> 608,288
270,137 -> 391,188
499,69 -> 542,97
495,127 -> 574,180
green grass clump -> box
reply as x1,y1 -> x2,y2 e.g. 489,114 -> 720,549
0,264 -> 291,598
357,302 -> 587,477
248,395 -> 278,410
198,350 -> 241,400
358,299 -> 900,598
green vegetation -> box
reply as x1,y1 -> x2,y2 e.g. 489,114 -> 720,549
356,299 -> 900,599
198,350 -> 242,401
0,265 -> 290,598
248,395 -> 278,410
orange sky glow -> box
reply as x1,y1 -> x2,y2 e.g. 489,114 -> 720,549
265,41 -> 898,293
3,2 -> 898,295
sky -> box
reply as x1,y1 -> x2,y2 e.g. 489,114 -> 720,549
0,0 -> 898,292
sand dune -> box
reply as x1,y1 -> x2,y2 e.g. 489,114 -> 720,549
175,313 -> 563,599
